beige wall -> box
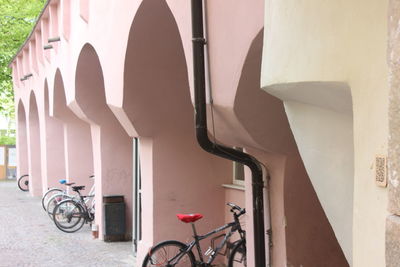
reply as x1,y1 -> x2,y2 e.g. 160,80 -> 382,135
386,0 -> 400,266
261,0 -> 389,265
284,100 -> 354,262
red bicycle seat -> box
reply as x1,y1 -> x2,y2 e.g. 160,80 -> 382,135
176,213 -> 203,223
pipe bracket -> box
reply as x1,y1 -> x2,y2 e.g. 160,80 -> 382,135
192,37 -> 207,44
267,229 -> 273,247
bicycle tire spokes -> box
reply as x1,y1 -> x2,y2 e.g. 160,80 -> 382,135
148,245 -> 190,267
53,200 -> 86,233
55,202 -> 80,225
17,175 -> 29,192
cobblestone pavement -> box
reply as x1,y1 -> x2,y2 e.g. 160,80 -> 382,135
0,181 -> 136,267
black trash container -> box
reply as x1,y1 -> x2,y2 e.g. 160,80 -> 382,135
103,195 -> 126,242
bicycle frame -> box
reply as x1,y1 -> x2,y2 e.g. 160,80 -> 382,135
75,188 -> 95,221
170,219 -> 245,266
84,183 -> 95,210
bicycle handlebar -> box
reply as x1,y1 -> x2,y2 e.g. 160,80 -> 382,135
227,202 -> 246,216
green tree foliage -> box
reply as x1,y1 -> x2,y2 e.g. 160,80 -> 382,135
0,0 -> 46,120
0,134 -> 15,145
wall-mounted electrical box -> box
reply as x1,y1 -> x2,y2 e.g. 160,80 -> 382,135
375,155 -> 387,188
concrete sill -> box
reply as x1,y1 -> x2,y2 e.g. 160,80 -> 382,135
222,184 -> 245,191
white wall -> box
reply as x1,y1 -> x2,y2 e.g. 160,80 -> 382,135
284,99 -> 354,263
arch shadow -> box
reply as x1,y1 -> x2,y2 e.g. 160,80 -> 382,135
75,43 -> 133,240
17,100 -> 29,179
53,68 -> 94,188
233,30 -> 348,266
28,91 -> 43,196
122,0 -> 232,263
43,79 -> 66,188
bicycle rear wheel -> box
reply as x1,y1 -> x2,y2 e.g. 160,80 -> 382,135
46,193 -> 71,219
142,240 -> 196,267
41,188 -> 63,211
53,199 -> 85,233
17,175 -> 29,192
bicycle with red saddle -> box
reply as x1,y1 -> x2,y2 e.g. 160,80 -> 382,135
142,202 -> 247,267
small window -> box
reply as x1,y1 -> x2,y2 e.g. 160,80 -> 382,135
233,147 -> 245,186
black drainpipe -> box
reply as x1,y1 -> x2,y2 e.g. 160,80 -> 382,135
191,1 -> 267,266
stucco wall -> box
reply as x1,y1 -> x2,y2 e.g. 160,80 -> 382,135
16,102 -> 29,179
11,0 -> 391,265
261,0 -> 389,265
387,0 -> 400,266
284,100 -> 354,262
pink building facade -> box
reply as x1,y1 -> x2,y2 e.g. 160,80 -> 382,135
13,0 -> 398,266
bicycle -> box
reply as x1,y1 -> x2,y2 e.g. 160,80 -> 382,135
41,179 -> 75,211
17,174 -> 29,192
142,202 -> 247,267
52,185 -> 95,233
45,175 -> 94,218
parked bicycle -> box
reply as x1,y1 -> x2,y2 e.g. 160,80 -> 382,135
41,179 -> 75,211
17,174 -> 29,192
52,184 -> 95,233
45,175 -> 94,219
142,202 -> 247,267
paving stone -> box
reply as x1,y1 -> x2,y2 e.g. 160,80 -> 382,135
0,181 -> 136,267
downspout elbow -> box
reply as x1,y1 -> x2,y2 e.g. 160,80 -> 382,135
190,0 -> 269,266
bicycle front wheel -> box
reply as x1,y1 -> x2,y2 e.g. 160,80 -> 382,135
53,199 -> 85,233
142,240 -> 196,267
41,188 -> 63,211
17,175 -> 29,192
228,239 -> 247,267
